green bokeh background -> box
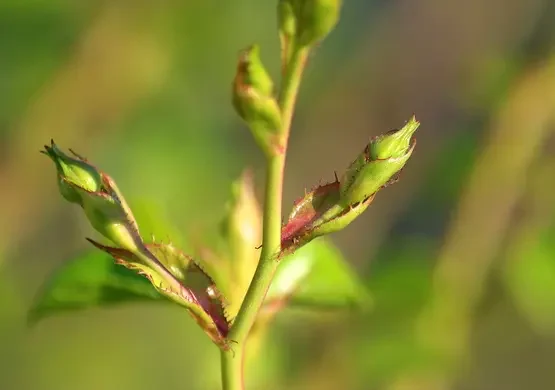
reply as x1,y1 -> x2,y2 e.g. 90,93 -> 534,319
2,1 -> 555,389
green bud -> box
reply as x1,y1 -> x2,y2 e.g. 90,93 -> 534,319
43,141 -> 141,251
340,117 -> 419,205
235,45 -> 274,96
232,45 -> 283,155
297,0 -> 343,47
278,0 -> 298,64
41,140 -> 102,205
278,1 -> 297,41
370,115 -> 419,160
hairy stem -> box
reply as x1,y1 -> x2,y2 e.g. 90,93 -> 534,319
221,45 -> 309,390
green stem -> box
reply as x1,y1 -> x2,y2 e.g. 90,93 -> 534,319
228,155 -> 285,344
278,46 -> 309,145
221,45 -> 309,390
221,347 -> 244,390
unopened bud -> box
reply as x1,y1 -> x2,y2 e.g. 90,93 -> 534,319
280,0 -> 342,48
41,140 -> 102,205
370,115 -> 419,160
232,45 -> 282,155
278,0 -> 298,63
278,1 -> 298,41
340,117 -> 419,205
43,141 -> 141,251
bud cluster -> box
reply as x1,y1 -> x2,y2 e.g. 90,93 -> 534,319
232,0 -> 343,157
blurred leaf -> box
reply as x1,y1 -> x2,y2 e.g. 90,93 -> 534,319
216,169 -> 263,318
462,54 -> 521,111
0,5 -> 85,124
220,170 -> 262,279
356,238 -> 438,386
264,238 -> 371,313
504,229 -> 555,335
419,130 -> 478,206
28,251 -> 164,324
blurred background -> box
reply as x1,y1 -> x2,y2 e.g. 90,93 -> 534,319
2,0 -> 555,389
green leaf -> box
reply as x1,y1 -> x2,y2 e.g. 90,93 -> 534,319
504,229 -> 555,335
28,251 -> 164,324
30,241 -> 233,350
265,238 -> 371,313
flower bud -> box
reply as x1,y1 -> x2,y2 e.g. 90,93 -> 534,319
43,141 -> 141,252
278,0 -> 297,42
340,116 -> 419,205
286,0 -> 342,47
278,0 -> 298,64
232,45 -> 282,155
370,115 -> 419,160
41,140 -> 102,205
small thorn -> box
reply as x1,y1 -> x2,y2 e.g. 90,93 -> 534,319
255,244 -> 262,249
334,171 -> 339,183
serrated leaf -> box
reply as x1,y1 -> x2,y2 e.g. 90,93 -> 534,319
264,238 -> 371,315
30,241 -> 232,349
28,251 -> 164,324
88,240 -> 231,348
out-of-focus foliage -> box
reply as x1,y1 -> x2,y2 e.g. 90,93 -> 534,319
2,0 -> 555,389
28,250 -> 164,323
267,238 -> 371,311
